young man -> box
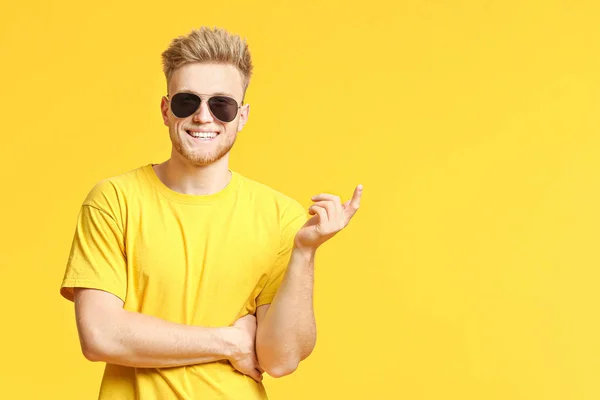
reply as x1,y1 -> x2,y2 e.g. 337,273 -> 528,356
60,27 -> 362,399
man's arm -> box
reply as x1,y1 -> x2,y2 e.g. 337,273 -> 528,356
256,185 -> 363,378
74,288 -> 263,382
255,247 -> 317,378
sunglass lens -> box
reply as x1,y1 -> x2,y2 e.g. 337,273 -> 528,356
208,96 -> 239,122
171,93 -> 201,118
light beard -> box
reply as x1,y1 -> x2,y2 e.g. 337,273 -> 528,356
170,128 -> 237,166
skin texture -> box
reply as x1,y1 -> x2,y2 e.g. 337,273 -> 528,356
74,60 -> 362,382
256,186 -> 362,377
74,288 -> 264,382
161,63 -> 249,168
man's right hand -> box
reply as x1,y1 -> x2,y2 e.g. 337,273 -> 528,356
228,314 -> 264,382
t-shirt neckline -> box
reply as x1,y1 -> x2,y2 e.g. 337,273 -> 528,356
142,163 -> 240,205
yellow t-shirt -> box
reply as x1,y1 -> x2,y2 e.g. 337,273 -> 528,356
60,164 -> 308,400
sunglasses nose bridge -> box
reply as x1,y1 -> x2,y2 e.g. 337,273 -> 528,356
191,99 -> 215,123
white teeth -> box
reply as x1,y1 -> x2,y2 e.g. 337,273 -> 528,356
189,131 -> 217,139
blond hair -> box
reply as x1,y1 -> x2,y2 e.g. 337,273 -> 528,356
161,27 -> 253,95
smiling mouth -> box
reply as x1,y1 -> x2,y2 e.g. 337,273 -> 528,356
186,130 -> 219,141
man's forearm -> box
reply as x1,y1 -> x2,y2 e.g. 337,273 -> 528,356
256,247 -> 317,376
75,290 -> 238,369
82,310 -> 235,368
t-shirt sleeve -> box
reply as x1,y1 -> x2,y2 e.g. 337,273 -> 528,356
60,203 -> 127,303
256,200 -> 308,307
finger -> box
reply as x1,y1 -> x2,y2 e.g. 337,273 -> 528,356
308,204 -> 329,223
344,185 -> 363,217
250,369 -> 263,382
234,314 -> 253,327
311,200 -> 337,220
312,195 -> 343,219
311,193 -> 342,206
253,355 -> 265,374
350,185 -> 363,208
251,357 -> 264,381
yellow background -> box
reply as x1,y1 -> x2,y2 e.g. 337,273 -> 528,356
1,0 -> 599,399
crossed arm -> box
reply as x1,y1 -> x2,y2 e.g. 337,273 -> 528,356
74,186 -> 361,380
74,246 -> 316,380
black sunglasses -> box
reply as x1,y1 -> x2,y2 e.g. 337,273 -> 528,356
166,92 -> 241,123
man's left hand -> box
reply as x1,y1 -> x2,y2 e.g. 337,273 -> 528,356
294,185 -> 363,252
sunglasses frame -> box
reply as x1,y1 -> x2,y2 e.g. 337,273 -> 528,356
165,92 -> 243,123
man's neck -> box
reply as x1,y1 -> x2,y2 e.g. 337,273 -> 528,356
153,154 -> 232,196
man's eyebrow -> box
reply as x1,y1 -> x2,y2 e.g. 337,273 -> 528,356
177,88 -> 237,98
210,91 -> 237,98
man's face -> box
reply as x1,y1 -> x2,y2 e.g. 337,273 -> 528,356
161,62 -> 249,166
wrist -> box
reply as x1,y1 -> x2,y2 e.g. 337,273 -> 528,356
291,245 -> 316,264
221,327 -> 242,361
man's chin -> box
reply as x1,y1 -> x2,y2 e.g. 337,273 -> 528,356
181,150 -> 228,166
171,139 -> 233,166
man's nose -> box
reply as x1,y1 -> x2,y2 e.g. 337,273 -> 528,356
192,101 -> 214,123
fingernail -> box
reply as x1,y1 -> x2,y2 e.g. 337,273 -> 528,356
357,184 -> 363,191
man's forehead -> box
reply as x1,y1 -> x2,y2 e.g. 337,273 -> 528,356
168,63 -> 244,98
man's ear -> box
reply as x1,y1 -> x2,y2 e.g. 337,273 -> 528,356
161,96 -> 170,126
237,103 -> 250,132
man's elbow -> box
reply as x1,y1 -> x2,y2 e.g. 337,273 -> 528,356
256,339 -> 298,378
263,359 -> 300,378
78,324 -> 116,363
256,344 -> 300,378
81,344 -> 103,362
74,288 -> 126,363
257,338 -> 316,378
